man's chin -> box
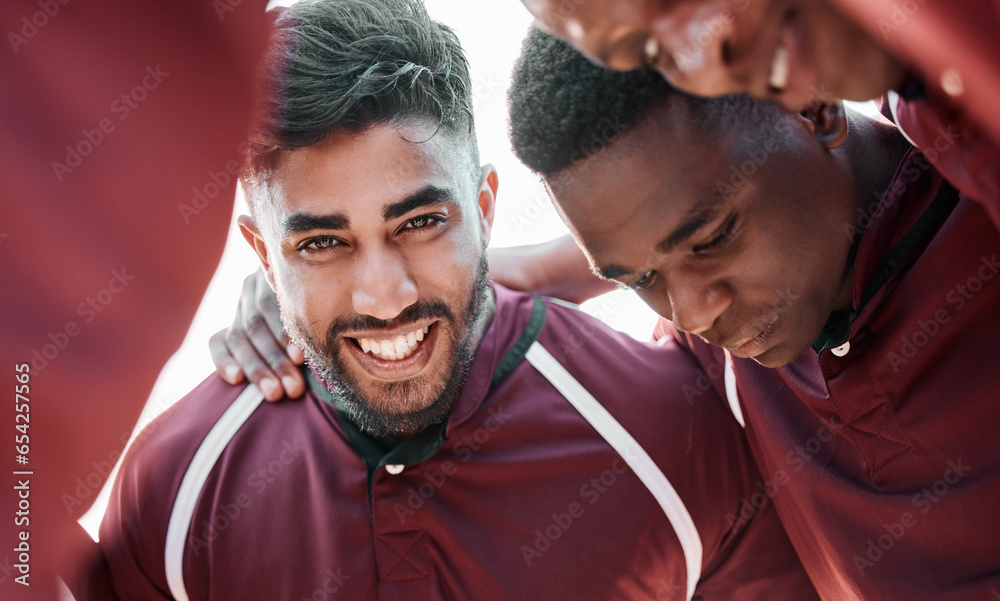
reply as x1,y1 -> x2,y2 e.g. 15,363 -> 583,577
748,339 -> 810,368
319,369 -> 455,437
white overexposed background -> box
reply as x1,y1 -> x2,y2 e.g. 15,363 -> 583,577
80,0 -> 662,536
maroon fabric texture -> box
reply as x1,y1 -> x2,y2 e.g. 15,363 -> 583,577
658,149 -> 1000,600
99,286 -> 819,601
0,2 -> 269,597
836,0 -> 1000,229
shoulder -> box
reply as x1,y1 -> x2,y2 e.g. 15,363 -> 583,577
536,298 -> 733,421
99,375 -> 258,598
122,375 -> 254,477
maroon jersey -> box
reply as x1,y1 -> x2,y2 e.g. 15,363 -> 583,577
100,287 -> 819,601
658,148 -> 1000,600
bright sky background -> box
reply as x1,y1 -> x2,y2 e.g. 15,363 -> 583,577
80,0 -> 881,536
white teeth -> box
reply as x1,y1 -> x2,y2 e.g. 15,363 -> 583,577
769,45 -> 789,91
355,324 -> 432,361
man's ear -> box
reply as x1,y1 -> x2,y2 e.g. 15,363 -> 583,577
796,99 -> 848,149
476,164 -> 499,246
238,215 -> 278,292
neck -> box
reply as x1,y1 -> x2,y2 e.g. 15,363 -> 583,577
827,108 -> 912,312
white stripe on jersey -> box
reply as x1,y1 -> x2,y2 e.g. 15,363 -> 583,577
723,350 -> 746,428
525,342 -> 703,601
165,385 -> 265,601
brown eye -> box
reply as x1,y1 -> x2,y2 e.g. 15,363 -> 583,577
402,214 -> 445,231
631,270 -> 657,290
300,236 -> 339,252
694,214 -> 738,254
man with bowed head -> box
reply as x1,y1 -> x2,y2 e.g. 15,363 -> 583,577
506,27 -> 1000,601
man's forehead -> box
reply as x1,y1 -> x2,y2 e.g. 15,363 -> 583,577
267,122 -> 467,220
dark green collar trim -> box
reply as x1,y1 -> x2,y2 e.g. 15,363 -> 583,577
813,182 -> 960,353
491,295 -> 547,388
306,368 -> 446,484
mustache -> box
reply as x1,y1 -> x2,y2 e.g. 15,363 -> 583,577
324,300 -> 455,340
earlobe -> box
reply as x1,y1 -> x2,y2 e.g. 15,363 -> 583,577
477,164 -> 499,245
238,215 -> 277,290
798,100 -> 848,149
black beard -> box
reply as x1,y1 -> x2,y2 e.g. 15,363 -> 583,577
290,253 -> 491,437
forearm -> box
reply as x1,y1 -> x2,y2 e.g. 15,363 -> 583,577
488,234 -> 616,304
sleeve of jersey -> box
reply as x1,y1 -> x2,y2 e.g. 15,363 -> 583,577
98,377 -> 240,601
99,429 -> 186,601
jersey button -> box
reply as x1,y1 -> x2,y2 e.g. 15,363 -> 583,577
831,341 -> 851,357
385,464 -> 405,475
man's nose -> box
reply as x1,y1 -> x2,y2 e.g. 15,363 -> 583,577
351,246 -> 419,321
667,276 -> 733,336
648,1 -> 743,98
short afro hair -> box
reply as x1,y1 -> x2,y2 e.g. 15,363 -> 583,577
507,27 -> 671,177
507,27 -> 789,177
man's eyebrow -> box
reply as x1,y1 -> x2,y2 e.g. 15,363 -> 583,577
658,194 -> 726,253
281,212 -> 350,237
595,193 -> 727,280
382,186 -> 458,222
597,264 -> 631,281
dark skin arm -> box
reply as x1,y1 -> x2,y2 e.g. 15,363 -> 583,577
211,235 -> 614,399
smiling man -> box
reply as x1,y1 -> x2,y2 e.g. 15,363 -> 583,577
96,1 -> 821,600
239,119 -> 493,437
508,28 -> 1000,601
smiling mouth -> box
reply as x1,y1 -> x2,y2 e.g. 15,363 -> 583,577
353,325 -> 431,362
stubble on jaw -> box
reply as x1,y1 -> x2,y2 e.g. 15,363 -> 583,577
286,253 -> 493,437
